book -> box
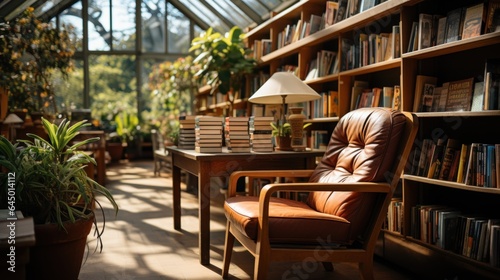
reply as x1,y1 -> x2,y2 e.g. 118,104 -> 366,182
438,138 -> 461,181
418,13 -> 433,50
445,7 -> 465,43
417,138 -> 433,176
350,80 -> 369,110
325,1 -> 339,28
328,90 -> 339,117
335,0 -> 349,24
445,77 -> 474,111
427,138 -> 446,179
485,0 -> 500,33
392,25 -> 401,59
435,16 -> 447,45
413,75 -> 438,112
407,21 -> 418,52
456,144 -> 470,183
461,3 -> 485,40
483,58 -> 500,110
470,81 -> 485,111
497,144 -> 500,188
381,86 -> 394,108
392,85 -> 401,110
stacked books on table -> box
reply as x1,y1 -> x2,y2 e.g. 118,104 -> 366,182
195,116 -> 224,153
249,116 -> 274,152
178,115 -> 196,149
225,116 -> 251,153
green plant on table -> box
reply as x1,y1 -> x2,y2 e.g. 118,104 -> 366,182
271,122 -> 312,137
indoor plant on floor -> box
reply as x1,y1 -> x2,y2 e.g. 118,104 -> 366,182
0,117 -> 119,279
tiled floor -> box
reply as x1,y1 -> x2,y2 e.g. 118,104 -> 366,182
79,160 -> 420,280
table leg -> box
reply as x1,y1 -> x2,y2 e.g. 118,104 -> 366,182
198,162 -> 211,265
173,164 -> 181,230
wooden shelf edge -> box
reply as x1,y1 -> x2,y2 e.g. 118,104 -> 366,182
414,110 -> 500,118
403,175 -> 500,194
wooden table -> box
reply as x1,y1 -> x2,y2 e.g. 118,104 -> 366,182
166,146 -> 324,265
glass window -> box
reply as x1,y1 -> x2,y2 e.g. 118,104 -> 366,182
112,0 -> 136,50
89,55 -> 137,129
52,59 -> 84,115
59,2 -> 83,52
142,0 -> 166,53
88,0 -> 111,51
205,0 -> 252,28
179,0 -> 230,32
167,2 -> 190,54
241,0 -> 268,16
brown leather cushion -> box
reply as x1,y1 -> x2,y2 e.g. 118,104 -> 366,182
307,108 -> 406,241
225,196 -> 351,244
225,108 -> 406,244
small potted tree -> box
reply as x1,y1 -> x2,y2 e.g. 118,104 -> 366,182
189,26 -> 256,116
0,118 -> 118,279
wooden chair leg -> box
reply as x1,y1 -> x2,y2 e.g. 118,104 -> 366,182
254,243 -> 270,280
359,260 -> 374,280
222,222 -> 235,279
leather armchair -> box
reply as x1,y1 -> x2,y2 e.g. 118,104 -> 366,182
222,107 -> 418,280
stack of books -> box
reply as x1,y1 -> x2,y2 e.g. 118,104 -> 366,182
195,116 -> 224,153
178,115 -> 196,149
249,116 -> 274,152
225,117 -> 251,153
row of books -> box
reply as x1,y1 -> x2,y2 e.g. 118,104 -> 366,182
341,25 -> 400,71
385,198 -> 403,234
407,2 -> 500,53
350,80 -> 401,111
311,91 -> 339,118
178,115 -> 196,149
252,0 -> 388,59
309,130 -> 330,151
195,116 -> 224,153
249,116 -> 274,152
304,50 -> 339,80
225,117 -> 251,153
410,138 -> 500,188
414,59 -> 500,112
410,205 -> 500,267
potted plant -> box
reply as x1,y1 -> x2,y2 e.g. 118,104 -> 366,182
0,117 -> 118,279
0,7 -> 75,119
270,121 -> 311,151
114,111 -> 139,160
189,26 -> 256,116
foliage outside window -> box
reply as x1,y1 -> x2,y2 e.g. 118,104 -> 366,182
147,56 -> 199,139
0,7 -> 75,114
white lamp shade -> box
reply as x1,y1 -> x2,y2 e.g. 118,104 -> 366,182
3,113 -> 24,124
249,72 -> 321,104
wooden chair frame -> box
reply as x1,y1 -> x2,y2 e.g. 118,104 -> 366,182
222,111 -> 418,280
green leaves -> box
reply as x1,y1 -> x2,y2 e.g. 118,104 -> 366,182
0,117 -> 118,234
190,26 -> 256,95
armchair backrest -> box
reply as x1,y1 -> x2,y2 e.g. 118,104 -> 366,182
307,107 -> 414,243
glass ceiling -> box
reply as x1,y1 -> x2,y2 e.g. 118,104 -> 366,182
11,0 -> 299,34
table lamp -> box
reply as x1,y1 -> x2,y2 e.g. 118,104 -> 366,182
248,72 -> 320,151
3,113 -> 24,142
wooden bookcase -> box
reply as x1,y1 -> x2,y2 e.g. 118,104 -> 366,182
194,0 -> 500,278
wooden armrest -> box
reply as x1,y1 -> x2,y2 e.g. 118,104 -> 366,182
257,182 -> 392,229
227,170 -> 315,197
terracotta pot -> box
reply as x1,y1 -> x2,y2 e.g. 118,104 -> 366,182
26,213 -> 94,280
275,136 -> 292,151
106,142 -> 124,162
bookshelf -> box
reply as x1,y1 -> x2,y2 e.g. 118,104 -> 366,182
195,0 -> 500,278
